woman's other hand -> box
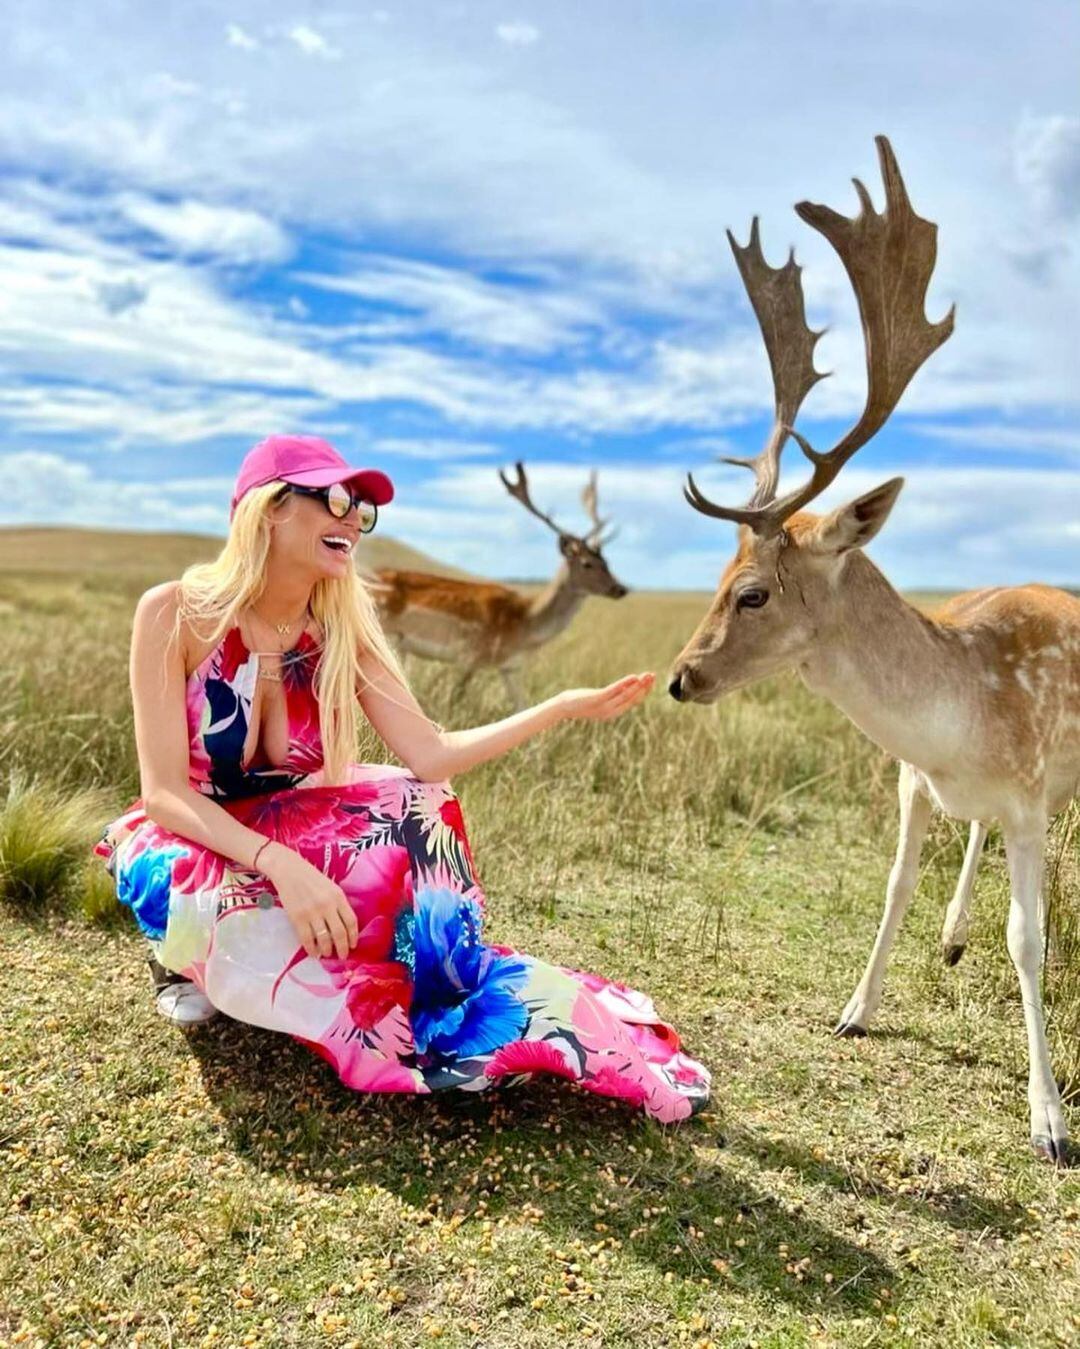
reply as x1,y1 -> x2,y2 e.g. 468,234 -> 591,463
260,843 -> 360,960
557,672 -> 655,722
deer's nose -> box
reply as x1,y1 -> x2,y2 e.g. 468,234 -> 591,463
669,670 -> 687,701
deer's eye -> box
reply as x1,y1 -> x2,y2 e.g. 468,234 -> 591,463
736,587 -> 769,611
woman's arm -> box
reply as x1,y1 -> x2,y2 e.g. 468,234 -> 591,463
358,653 -> 655,781
130,585 -> 359,960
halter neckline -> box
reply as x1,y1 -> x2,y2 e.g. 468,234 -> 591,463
187,624 -> 320,685
231,624 -> 320,660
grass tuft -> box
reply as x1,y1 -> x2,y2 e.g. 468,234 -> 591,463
0,771 -> 111,911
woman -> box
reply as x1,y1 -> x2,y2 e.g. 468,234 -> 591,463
95,435 -> 710,1122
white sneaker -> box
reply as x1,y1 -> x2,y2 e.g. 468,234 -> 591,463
155,981 -> 220,1025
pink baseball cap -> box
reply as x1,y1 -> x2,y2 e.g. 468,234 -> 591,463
230,434 -> 395,518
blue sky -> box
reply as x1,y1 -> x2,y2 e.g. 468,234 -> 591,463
1,0 -> 1079,588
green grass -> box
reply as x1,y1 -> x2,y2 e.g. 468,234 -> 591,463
0,774 -> 110,911
1,569 -> 1079,1348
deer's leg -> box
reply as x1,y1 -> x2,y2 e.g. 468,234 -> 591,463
835,762 -> 932,1037
1003,827 -> 1068,1164
499,665 -> 525,711
941,821 -> 988,966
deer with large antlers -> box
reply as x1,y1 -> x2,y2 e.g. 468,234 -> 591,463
669,136 -> 1080,1163
371,464 -> 628,709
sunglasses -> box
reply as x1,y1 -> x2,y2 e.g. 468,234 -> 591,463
284,482 -> 378,532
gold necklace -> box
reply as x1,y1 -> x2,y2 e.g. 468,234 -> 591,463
251,601 -> 310,641
248,604 -> 311,681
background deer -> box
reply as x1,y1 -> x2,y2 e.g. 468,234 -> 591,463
669,136 -> 1080,1163
372,463 -> 628,708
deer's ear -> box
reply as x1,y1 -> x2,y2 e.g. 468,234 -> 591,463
807,477 -> 904,555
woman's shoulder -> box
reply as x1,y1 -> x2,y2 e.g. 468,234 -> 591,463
132,579 -> 184,631
135,579 -> 182,617
132,581 -> 195,662
134,582 -> 235,678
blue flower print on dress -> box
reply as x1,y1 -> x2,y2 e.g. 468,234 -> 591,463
117,844 -> 186,941
409,886 -> 530,1060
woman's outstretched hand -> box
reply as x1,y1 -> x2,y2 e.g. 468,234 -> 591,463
557,672 -> 656,722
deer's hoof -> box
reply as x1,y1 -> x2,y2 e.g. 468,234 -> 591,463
833,1021 -> 868,1039
1031,1134 -> 1073,1168
943,943 -> 966,967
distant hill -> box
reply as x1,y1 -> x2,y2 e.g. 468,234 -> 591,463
0,525 -> 473,586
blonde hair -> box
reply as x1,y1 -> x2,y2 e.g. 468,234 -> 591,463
175,480 -> 410,785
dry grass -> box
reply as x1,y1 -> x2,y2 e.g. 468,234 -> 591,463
2,556 -> 1080,1348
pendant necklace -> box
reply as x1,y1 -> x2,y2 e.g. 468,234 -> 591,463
252,601 -> 310,641
250,601 -> 311,680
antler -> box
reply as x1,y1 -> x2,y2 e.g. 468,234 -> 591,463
717,217 -> 828,508
499,461 -> 563,536
581,469 -> 615,547
685,135 -> 955,535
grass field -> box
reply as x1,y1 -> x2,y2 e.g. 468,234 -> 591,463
1,531 -> 1079,1348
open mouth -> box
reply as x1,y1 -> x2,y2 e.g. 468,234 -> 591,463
321,534 -> 354,556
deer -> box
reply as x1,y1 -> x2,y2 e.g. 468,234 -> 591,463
371,463 -> 628,709
668,135 -> 1080,1164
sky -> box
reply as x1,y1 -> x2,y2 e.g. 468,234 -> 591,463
1,0 -> 1079,590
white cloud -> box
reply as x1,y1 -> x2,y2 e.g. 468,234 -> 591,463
0,1 -> 1066,293
0,451 -> 226,532
0,177 -> 287,273
2,445 -> 1079,595
0,0 -> 1077,509
912,421 -> 1080,459
287,24 -> 341,59
147,72 -> 201,99
118,195 -> 291,264
384,458 -> 1080,592
0,188 -> 809,436
0,184 -> 131,262
1015,113 -> 1080,220
372,437 -> 501,461
0,0 -> 1072,386
496,21 -> 540,47
0,383 -> 340,447
295,255 -> 602,352
225,22 -> 259,51
801,465 -> 1080,591
0,229 -> 517,427
1,177 -> 1077,454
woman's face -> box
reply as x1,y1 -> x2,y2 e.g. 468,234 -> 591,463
267,488 -> 362,581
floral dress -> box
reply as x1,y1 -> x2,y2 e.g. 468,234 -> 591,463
95,627 -> 710,1122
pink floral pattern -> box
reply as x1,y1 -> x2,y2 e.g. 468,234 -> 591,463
95,626 -> 710,1121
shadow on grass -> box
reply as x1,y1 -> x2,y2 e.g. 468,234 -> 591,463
724,1126 -> 1028,1234
184,1018 -> 905,1316
856,1024 -> 987,1058
843,1022 -> 1020,1079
